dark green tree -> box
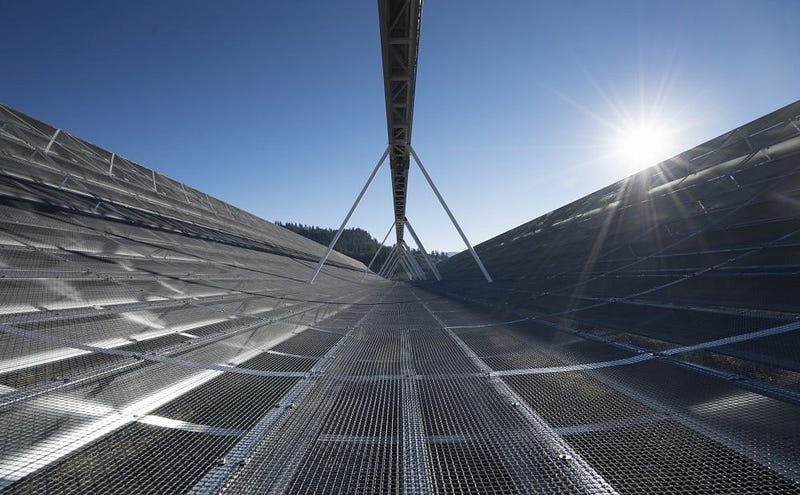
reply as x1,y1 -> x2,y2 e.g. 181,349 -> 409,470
275,222 -> 451,270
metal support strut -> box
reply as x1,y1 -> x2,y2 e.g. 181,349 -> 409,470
404,219 -> 442,281
386,250 -> 403,279
401,246 -> 423,280
403,242 -> 427,280
363,221 -> 397,279
308,146 -> 391,284
399,255 -> 416,280
409,146 -> 493,283
403,247 -> 421,279
377,244 -> 399,278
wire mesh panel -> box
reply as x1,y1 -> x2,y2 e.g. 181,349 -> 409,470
2,101 -> 800,494
4,423 -> 239,495
567,420 -> 796,495
424,100 -> 800,493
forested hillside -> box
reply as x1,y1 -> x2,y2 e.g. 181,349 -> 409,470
276,222 -> 449,270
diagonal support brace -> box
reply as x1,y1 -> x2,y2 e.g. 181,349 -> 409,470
308,146 -> 390,284
401,246 -> 424,280
404,219 -> 442,281
409,146 -> 493,283
377,244 -> 399,278
403,242 -> 427,280
363,221 -> 397,279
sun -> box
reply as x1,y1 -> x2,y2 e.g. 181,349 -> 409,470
613,121 -> 673,174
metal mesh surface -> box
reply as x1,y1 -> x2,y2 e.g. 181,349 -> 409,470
1,102 -> 800,494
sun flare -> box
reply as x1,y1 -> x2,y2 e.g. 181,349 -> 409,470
613,121 -> 673,174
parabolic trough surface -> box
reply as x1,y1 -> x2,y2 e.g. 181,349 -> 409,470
0,99 -> 799,494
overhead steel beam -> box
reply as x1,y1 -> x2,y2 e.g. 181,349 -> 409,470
378,0 -> 423,245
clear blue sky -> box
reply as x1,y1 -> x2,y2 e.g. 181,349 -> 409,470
2,1 -> 798,251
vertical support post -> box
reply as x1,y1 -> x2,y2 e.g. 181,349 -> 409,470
308,146 -> 390,284
404,219 -> 442,281
409,146 -> 493,283
109,153 -> 116,176
44,129 -> 61,153
152,169 -> 158,192
363,221 -> 396,278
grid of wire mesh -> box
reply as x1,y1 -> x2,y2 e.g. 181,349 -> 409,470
1,102 -> 799,494
0,105 -> 391,493
432,101 -> 800,393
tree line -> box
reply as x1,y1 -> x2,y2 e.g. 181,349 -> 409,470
276,221 -> 449,270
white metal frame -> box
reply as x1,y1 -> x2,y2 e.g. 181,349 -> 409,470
307,143 -> 492,284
